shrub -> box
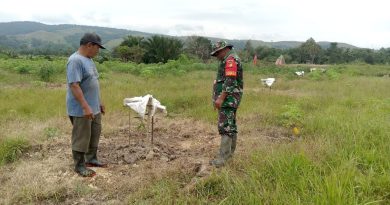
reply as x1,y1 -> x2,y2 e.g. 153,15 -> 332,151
16,66 -> 31,74
325,69 -> 341,80
38,63 -> 55,82
43,127 -> 59,139
307,70 -> 323,81
0,137 -> 29,165
278,103 -> 303,128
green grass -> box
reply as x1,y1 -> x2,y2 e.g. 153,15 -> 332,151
124,66 -> 389,204
1,57 -> 389,204
0,137 -> 29,165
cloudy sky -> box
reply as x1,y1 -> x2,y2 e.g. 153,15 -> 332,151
0,0 -> 389,49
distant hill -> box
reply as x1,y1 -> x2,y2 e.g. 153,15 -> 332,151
0,21 -> 154,51
0,21 -> 358,54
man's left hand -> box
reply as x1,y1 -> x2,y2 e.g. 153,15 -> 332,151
215,95 -> 225,110
214,98 -> 222,110
100,104 -> 105,115
215,92 -> 227,110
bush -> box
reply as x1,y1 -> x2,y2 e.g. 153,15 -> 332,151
43,127 -> 59,139
0,137 -> 29,166
38,63 -> 55,82
15,66 -> 32,74
325,69 -> 341,80
307,70 -> 323,81
278,103 -> 303,128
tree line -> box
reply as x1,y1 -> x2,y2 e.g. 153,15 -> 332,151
112,35 -> 211,64
111,36 -> 390,65
240,38 -> 390,65
1,34 -> 390,65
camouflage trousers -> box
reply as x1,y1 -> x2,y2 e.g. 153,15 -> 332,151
218,107 -> 237,138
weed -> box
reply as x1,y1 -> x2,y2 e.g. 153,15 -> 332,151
0,137 -> 29,165
43,127 -> 59,139
1,58 -> 390,204
278,103 -> 303,128
16,66 -> 31,74
38,63 -> 55,82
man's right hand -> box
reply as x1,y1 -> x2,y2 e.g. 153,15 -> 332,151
83,106 -> 94,119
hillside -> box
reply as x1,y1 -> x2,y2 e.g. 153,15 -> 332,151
0,21 -> 357,53
0,21 -> 153,51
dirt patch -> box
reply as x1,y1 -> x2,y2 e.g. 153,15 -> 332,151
99,117 -> 218,166
0,117 -> 221,204
0,113 -> 294,204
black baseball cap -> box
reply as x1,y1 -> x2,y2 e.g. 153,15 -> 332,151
80,33 -> 106,49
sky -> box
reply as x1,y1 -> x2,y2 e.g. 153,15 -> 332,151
0,0 -> 389,49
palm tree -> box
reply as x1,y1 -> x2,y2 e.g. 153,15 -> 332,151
142,35 -> 183,63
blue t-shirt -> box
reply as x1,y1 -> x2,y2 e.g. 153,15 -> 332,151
66,52 -> 101,117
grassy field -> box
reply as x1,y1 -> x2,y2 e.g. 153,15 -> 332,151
0,57 -> 389,204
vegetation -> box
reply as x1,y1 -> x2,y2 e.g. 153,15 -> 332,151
0,53 -> 389,204
240,38 -> 390,65
0,137 -> 29,165
113,36 -> 145,63
184,36 -> 212,62
142,35 -> 183,63
109,35 -> 390,65
2,22 -> 390,65
121,64 -> 390,204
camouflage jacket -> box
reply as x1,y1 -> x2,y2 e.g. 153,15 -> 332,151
213,50 -> 243,108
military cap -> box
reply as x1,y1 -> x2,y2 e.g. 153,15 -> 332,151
210,40 -> 233,56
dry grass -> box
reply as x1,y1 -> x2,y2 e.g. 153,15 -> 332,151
0,156 -> 83,204
1,63 -> 389,204
0,112 -> 227,204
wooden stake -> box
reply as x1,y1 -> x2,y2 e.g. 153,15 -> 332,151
151,116 -> 154,145
128,109 -> 131,145
147,104 -> 153,145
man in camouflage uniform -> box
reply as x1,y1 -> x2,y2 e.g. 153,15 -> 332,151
210,40 -> 243,168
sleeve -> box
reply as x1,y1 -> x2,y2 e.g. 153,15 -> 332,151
66,58 -> 83,84
222,57 -> 238,93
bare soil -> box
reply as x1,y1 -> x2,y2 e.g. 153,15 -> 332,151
0,114 -> 293,204
0,116 -> 221,204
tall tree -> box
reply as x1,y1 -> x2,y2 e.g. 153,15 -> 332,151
300,38 -> 321,64
120,36 -> 144,47
241,40 -> 255,62
327,42 -> 342,64
255,46 -> 281,62
244,40 -> 255,55
114,45 -> 145,63
113,35 -> 145,63
142,35 -> 183,63
184,36 -> 211,62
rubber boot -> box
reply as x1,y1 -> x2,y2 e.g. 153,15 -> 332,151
231,134 -> 237,154
210,135 -> 232,168
72,150 -> 96,177
85,147 -> 107,168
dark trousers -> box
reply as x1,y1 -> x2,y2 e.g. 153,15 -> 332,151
69,114 -> 101,152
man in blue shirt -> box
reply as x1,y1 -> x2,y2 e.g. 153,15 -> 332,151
66,33 -> 106,177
